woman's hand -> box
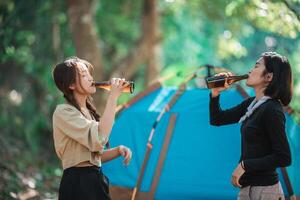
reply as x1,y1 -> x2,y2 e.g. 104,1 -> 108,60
211,72 -> 233,97
110,78 -> 130,98
231,162 -> 245,188
118,145 -> 132,166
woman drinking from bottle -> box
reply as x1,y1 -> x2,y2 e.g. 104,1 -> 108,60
52,57 -> 132,200
209,52 -> 292,200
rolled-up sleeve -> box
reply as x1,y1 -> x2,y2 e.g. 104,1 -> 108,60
53,105 -> 108,152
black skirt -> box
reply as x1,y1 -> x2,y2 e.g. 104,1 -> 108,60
59,166 -> 111,200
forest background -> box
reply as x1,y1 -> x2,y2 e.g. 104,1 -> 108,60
1,0 -> 300,199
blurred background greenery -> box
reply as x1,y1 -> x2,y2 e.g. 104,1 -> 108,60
1,0 -> 300,199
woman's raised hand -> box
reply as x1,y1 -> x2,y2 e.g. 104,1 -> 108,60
110,78 -> 130,98
211,72 -> 233,97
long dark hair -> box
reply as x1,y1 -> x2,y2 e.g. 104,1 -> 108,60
52,57 -> 100,121
262,52 -> 293,106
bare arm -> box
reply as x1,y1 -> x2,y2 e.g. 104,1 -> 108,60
102,145 -> 132,165
98,93 -> 118,138
101,146 -> 120,163
98,78 -> 129,139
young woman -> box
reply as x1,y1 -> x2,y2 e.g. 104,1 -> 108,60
52,57 -> 132,200
209,52 -> 292,200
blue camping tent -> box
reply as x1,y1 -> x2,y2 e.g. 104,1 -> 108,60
103,84 -> 300,200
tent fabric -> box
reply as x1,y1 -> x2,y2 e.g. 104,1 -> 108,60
102,87 -> 300,199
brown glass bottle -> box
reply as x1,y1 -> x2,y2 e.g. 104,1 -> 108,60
92,81 -> 135,93
205,74 -> 249,89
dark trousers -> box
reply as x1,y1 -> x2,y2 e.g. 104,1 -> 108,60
59,166 -> 111,200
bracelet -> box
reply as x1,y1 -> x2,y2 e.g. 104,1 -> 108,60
118,145 -> 123,156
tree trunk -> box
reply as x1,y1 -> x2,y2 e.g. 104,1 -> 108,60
143,0 -> 160,86
65,0 -> 104,81
65,0 -> 106,111
146,44 -> 161,86
52,0 -> 62,62
112,0 -> 161,83
65,0 -> 161,111
144,0 -> 161,85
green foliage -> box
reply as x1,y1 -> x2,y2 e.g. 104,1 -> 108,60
159,0 -> 300,121
96,0 -> 142,71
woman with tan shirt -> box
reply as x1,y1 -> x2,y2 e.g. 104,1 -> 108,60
52,57 -> 132,200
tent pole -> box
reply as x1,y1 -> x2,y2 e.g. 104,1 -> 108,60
148,114 -> 178,200
131,73 -> 197,200
280,167 -> 296,200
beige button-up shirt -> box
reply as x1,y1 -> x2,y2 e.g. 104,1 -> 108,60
52,104 -> 107,169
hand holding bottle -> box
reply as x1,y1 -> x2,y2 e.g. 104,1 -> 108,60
99,78 -> 130,137
93,79 -> 134,94
109,78 -> 131,98
210,72 -> 232,97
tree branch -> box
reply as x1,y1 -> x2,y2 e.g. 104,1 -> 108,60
283,0 -> 300,22
65,0 -> 104,80
111,0 -> 161,80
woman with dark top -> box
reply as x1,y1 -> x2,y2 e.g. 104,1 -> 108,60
52,57 -> 132,200
209,52 -> 292,200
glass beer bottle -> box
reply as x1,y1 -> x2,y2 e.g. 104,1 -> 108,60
205,74 -> 249,89
92,81 -> 135,93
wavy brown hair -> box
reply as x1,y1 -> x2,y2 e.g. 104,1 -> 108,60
52,56 -> 100,121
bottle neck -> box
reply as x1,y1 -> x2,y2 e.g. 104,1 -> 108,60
228,74 -> 249,81
92,80 -> 135,94
92,81 -> 110,86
